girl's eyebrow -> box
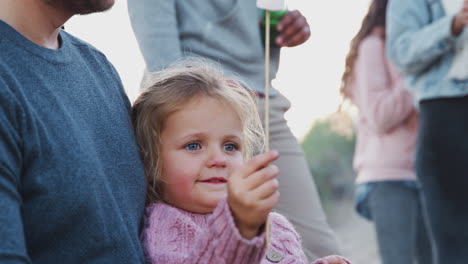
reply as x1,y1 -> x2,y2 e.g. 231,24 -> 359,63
178,132 -> 207,142
224,135 -> 242,142
178,133 -> 242,142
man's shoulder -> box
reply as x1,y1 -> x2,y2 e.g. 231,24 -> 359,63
0,55 -> 21,107
61,30 -> 120,81
61,30 -> 106,58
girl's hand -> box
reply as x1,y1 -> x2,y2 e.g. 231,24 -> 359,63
452,0 -> 468,36
312,255 -> 352,264
227,151 -> 280,239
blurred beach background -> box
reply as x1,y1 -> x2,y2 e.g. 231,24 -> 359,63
66,1 -> 381,262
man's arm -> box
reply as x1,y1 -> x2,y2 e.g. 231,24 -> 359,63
0,80 -> 30,264
128,0 -> 183,72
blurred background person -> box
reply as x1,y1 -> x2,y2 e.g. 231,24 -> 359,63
387,0 -> 468,262
127,0 -> 340,260
341,0 -> 433,263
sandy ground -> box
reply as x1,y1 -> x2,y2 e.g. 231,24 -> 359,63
326,199 -> 381,264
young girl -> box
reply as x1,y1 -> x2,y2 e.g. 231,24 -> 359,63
132,60 -> 351,264
341,0 -> 433,263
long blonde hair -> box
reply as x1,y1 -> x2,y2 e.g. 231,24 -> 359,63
132,59 -> 265,203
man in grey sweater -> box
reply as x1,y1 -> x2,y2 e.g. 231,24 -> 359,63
128,1 -> 340,260
0,0 -> 146,263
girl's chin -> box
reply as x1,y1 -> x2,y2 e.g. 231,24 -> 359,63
165,192 -> 227,214
195,195 -> 226,214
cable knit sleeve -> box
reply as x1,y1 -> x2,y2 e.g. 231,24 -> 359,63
141,198 -> 266,264
353,36 -> 415,134
265,213 -> 308,264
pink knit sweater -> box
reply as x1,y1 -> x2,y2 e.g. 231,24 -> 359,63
350,33 -> 418,184
141,198 -> 308,264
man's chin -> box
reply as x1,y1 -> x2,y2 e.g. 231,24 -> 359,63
76,0 -> 115,15
44,0 -> 115,15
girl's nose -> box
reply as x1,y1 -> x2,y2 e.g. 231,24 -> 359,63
206,148 -> 227,168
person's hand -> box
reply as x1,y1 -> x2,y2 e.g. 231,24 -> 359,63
451,0 -> 468,36
276,10 -> 311,47
227,151 -> 280,239
312,255 -> 352,264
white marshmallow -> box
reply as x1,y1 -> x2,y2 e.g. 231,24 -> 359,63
256,0 -> 285,11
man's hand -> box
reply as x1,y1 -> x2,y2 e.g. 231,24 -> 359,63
276,10 -> 311,47
227,151 -> 280,239
452,0 -> 468,36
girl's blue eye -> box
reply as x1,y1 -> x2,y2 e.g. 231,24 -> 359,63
185,143 -> 201,151
224,143 -> 237,152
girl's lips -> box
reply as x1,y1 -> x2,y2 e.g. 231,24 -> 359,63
200,177 -> 227,184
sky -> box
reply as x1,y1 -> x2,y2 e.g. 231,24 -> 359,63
66,0 -> 370,140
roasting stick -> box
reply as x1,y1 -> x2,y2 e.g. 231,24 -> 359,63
263,9 -> 272,248
264,10 -> 271,154
257,0 -> 285,257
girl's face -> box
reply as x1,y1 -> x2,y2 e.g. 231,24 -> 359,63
159,96 -> 244,213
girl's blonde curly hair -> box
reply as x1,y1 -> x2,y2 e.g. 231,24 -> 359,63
132,58 -> 265,204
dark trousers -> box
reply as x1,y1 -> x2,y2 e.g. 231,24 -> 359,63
369,182 -> 433,264
416,96 -> 468,264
